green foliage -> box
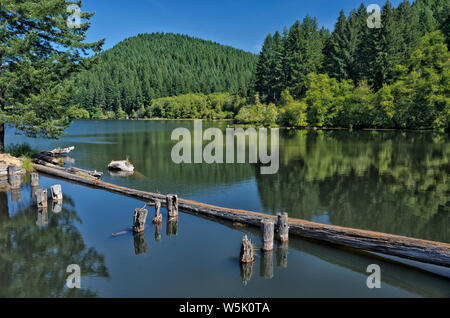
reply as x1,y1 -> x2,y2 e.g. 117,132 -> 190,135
0,0 -> 103,149
235,99 -> 279,126
73,33 -> 257,117
279,90 -> 308,127
22,157 -> 34,172
5,143 -> 38,158
67,106 -> 90,120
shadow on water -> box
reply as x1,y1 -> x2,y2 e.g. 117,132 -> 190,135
0,185 -> 109,298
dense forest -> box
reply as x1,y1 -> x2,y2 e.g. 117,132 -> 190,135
71,0 -> 449,130
250,0 -> 449,130
71,33 -> 257,118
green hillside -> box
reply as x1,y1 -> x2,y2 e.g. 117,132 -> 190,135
72,33 -> 257,117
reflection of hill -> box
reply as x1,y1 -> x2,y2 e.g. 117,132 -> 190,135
0,191 -> 109,298
256,130 -> 450,243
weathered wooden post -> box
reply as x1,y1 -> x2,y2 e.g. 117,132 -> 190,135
166,218 -> 178,236
240,235 -> 254,263
276,213 -> 289,242
30,173 -> 39,187
152,200 -> 162,224
8,175 -> 21,190
260,251 -> 274,279
132,207 -> 148,233
261,219 -> 274,252
166,194 -> 178,219
36,207 -> 48,227
133,232 -> 148,255
7,165 -> 18,176
276,242 -> 288,268
50,184 -> 63,201
35,189 -> 48,208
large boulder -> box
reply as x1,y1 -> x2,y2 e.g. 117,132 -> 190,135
108,160 -> 134,173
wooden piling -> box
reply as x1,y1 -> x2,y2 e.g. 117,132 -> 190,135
50,184 -> 63,201
152,200 -> 162,224
166,194 -> 178,219
30,173 -> 39,187
261,219 -> 274,252
7,165 -> 18,176
240,235 -> 254,263
132,207 -> 148,233
35,189 -> 48,208
276,212 -> 289,242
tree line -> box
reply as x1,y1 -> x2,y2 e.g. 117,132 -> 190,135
251,0 -> 449,130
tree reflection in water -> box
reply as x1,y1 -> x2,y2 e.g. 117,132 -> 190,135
0,189 -> 109,298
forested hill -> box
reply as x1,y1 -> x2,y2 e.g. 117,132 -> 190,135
72,33 -> 257,117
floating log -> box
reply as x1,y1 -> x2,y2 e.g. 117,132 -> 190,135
50,184 -> 63,201
132,207 -> 148,233
30,173 -> 39,187
36,153 -> 61,165
240,235 -> 254,264
166,194 -> 178,219
261,220 -> 274,252
152,200 -> 162,224
43,146 -> 75,157
32,158 -> 65,170
35,189 -> 48,208
66,167 -> 102,179
32,163 -> 450,267
8,174 -> 21,189
276,213 -> 289,242
108,160 -> 134,173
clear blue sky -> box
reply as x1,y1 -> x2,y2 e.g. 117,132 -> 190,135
82,0 -> 405,54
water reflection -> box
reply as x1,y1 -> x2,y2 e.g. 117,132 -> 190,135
260,251 -> 274,279
133,232 -> 148,255
276,242 -> 289,268
0,188 -> 109,297
166,218 -> 178,237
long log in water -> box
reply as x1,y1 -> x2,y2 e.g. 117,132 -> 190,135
32,163 -> 450,267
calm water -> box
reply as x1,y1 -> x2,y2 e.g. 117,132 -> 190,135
1,120 -> 449,297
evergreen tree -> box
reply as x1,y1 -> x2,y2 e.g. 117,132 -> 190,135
0,0 -> 103,151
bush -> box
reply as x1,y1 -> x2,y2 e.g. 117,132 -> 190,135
6,143 -> 38,158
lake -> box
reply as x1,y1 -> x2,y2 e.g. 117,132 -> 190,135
1,120 -> 449,297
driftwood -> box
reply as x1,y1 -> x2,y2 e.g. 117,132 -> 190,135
36,153 -> 61,165
108,160 -> 134,173
32,163 -> 450,267
43,146 -> 75,157
66,167 -> 103,179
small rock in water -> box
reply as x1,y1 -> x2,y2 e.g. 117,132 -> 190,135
108,160 -> 134,173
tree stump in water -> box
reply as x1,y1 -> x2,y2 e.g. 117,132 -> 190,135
260,251 -> 274,279
166,194 -> 178,219
133,207 -> 148,233
8,175 -> 21,189
7,165 -> 18,176
31,173 -> 39,187
166,218 -> 178,236
261,219 -> 274,252
276,213 -> 289,242
276,242 -> 288,268
152,200 -> 162,224
133,232 -> 148,255
50,184 -> 63,201
35,189 -> 48,208
240,235 -> 254,263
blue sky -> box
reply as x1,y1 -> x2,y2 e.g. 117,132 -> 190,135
82,0 -> 405,54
